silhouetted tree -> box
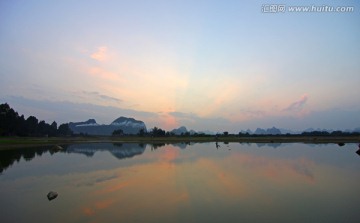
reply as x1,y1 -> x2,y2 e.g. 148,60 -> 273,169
137,128 -> 146,136
301,131 -> 330,136
49,121 -> 57,136
112,129 -> 124,136
16,115 -> 26,136
150,127 -> 166,137
26,116 -> 39,136
38,120 -> 48,136
58,123 -> 72,136
0,103 -> 19,135
0,103 -> 73,137
331,131 -> 344,136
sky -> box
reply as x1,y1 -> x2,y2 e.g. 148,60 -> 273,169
0,0 -> 359,133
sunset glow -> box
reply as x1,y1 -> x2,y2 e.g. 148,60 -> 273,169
1,0 -> 359,132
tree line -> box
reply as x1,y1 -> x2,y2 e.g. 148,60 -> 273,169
113,127 -> 359,138
2,103 -> 357,138
0,103 -> 72,137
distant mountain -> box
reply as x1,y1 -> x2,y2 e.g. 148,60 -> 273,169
278,128 -> 300,135
239,129 -> 252,134
111,117 -> 146,129
171,126 -> 207,135
198,130 -> 216,135
303,127 -> 360,134
267,127 -> 281,135
171,126 -> 188,135
254,127 -> 281,135
69,117 -> 146,136
189,129 -> 197,135
254,128 -> 266,135
71,119 -> 99,127
277,127 -> 360,134
304,128 -> 331,132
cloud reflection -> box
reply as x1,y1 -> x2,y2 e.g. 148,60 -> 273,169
68,144 -> 320,222
229,153 -> 315,183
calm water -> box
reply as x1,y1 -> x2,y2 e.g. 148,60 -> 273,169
1,142 -> 359,223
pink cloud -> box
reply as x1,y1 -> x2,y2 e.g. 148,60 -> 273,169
283,94 -> 308,112
91,46 -> 108,62
88,66 -> 119,80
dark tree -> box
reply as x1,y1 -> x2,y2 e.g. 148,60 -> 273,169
0,103 -> 73,137
16,115 -> 26,136
112,129 -> 124,136
26,116 -> 39,136
37,120 -> 48,136
49,121 -> 58,136
57,123 -> 72,136
0,103 -> 20,135
137,128 -> 146,136
151,127 -> 166,137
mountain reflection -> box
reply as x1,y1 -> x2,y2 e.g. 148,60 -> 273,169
0,143 -> 147,174
255,143 -> 282,148
2,142 -> 359,175
66,143 -> 146,159
151,142 -> 191,150
0,142 -> 191,174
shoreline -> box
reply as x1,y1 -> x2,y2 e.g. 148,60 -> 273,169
1,135 -> 359,150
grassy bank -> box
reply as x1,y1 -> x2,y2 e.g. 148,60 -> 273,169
1,135 -> 359,150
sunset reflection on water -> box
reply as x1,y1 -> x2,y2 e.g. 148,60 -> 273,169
0,143 -> 359,223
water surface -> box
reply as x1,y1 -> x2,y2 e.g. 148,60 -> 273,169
1,142 -> 359,223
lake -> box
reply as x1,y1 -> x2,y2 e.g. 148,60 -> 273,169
1,142 -> 359,223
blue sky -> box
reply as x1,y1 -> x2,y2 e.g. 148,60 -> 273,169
1,0 -> 359,132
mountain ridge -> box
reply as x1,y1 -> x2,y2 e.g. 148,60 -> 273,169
69,117 -> 146,135
69,117 -> 360,136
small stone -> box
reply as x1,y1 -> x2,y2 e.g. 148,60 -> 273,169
47,191 -> 58,201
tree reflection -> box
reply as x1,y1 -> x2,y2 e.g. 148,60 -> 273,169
1,142 -> 192,174
150,143 -> 166,150
0,146 -> 50,174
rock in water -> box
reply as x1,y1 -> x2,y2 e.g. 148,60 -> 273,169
47,191 -> 58,201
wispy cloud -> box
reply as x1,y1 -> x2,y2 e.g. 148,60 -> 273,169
0,95 -> 158,124
283,94 -> 308,112
168,111 -> 198,119
166,111 -> 232,132
90,46 -> 109,62
88,66 -> 119,80
82,91 -> 122,103
240,109 -> 266,118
